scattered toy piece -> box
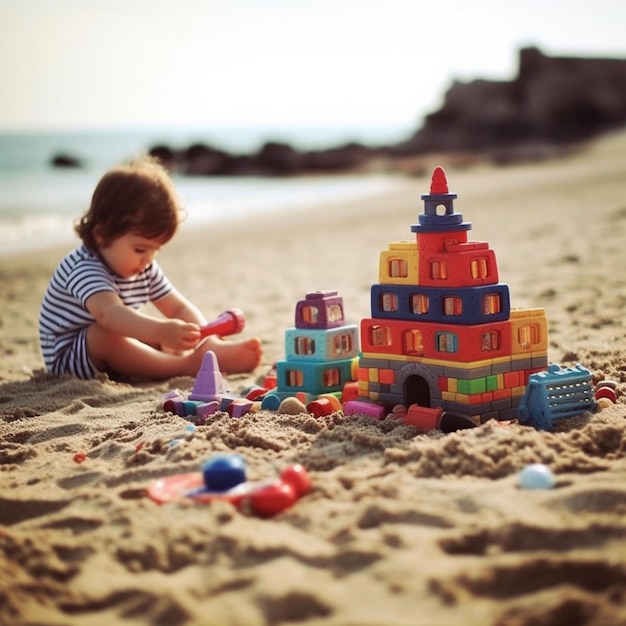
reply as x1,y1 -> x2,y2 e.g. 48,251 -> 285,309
403,404 -> 442,430
189,351 -> 227,402
199,308 -> 245,338
307,397 -> 336,418
438,410 -> 478,433
73,451 -> 87,464
517,364 -> 596,430
518,463 -> 555,490
147,454 -> 311,517
278,397 -> 308,415
202,454 -> 246,491
595,385 -> 617,403
343,400 -> 386,419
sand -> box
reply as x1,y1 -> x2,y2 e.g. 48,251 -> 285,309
1,131 -> 626,626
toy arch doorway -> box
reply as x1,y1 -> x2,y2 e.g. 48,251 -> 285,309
403,375 -> 430,407
397,363 -> 438,408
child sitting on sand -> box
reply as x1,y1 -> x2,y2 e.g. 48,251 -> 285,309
39,156 -> 262,380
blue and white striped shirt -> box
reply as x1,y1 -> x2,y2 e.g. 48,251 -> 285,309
39,245 -> 172,377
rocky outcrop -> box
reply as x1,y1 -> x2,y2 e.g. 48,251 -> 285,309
397,47 -> 626,155
50,153 -> 83,168
52,47 -> 626,173
148,140 -> 375,176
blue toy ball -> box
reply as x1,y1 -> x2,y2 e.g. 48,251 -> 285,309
518,463 -> 555,490
202,454 -> 246,491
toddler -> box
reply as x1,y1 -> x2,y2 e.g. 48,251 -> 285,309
39,156 -> 262,380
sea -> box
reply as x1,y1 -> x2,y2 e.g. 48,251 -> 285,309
0,123 -> 413,256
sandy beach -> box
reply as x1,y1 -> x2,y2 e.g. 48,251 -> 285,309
2,131 -> 626,626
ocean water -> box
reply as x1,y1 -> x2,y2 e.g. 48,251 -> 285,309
0,124 -> 412,255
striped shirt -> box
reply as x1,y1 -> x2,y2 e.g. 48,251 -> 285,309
39,245 -> 172,378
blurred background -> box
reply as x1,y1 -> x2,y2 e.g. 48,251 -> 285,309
1,0 -> 624,254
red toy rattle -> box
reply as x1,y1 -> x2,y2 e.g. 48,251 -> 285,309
200,308 -> 246,338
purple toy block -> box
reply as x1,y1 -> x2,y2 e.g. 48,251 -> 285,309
173,400 -> 188,417
189,351 -> 227,402
196,401 -> 220,421
227,399 -> 254,417
219,395 -> 241,411
295,291 -> 346,330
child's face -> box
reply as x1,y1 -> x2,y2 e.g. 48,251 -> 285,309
96,232 -> 164,278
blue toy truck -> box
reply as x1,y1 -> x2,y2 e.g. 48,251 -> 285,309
517,363 -> 597,430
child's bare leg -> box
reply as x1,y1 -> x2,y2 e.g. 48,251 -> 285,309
203,335 -> 263,374
86,325 -> 213,380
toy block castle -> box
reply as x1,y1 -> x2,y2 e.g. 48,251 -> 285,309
358,167 -> 549,422
275,291 -> 360,399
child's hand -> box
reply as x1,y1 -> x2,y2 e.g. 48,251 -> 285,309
160,320 -> 201,352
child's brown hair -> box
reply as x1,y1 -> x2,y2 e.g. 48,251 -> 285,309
75,156 -> 182,250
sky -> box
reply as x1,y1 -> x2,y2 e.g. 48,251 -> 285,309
1,0 -> 624,134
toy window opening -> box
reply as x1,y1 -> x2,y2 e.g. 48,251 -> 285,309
380,292 -> 398,312
323,368 -> 340,387
403,329 -> 424,356
481,331 -> 500,351
370,324 -> 392,347
327,304 -> 344,323
430,260 -> 448,280
483,293 -> 501,315
443,296 -> 462,316
471,257 -> 489,280
436,203 -> 449,216
436,332 -> 458,353
286,369 -> 303,387
518,324 -> 539,349
411,293 -> 429,314
389,258 -> 408,278
333,333 -> 353,355
295,336 -> 315,356
302,305 -> 318,324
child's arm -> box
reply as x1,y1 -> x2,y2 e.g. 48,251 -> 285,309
86,291 -> 201,352
152,288 -> 208,326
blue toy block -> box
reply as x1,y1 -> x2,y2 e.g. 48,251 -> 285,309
276,357 -> 355,395
182,400 -> 204,416
517,364 -> 596,430
371,283 -> 511,325
284,325 -> 359,362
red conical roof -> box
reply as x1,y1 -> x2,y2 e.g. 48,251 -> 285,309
430,166 -> 449,194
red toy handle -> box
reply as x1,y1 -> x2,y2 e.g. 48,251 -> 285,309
200,308 -> 246,338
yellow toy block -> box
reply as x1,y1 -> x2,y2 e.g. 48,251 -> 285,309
379,241 -> 419,285
509,308 -> 549,354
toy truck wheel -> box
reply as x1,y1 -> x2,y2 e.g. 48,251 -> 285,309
517,406 -> 529,422
530,406 -> 552,431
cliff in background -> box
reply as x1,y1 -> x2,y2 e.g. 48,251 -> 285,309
397,47 -> 626,156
